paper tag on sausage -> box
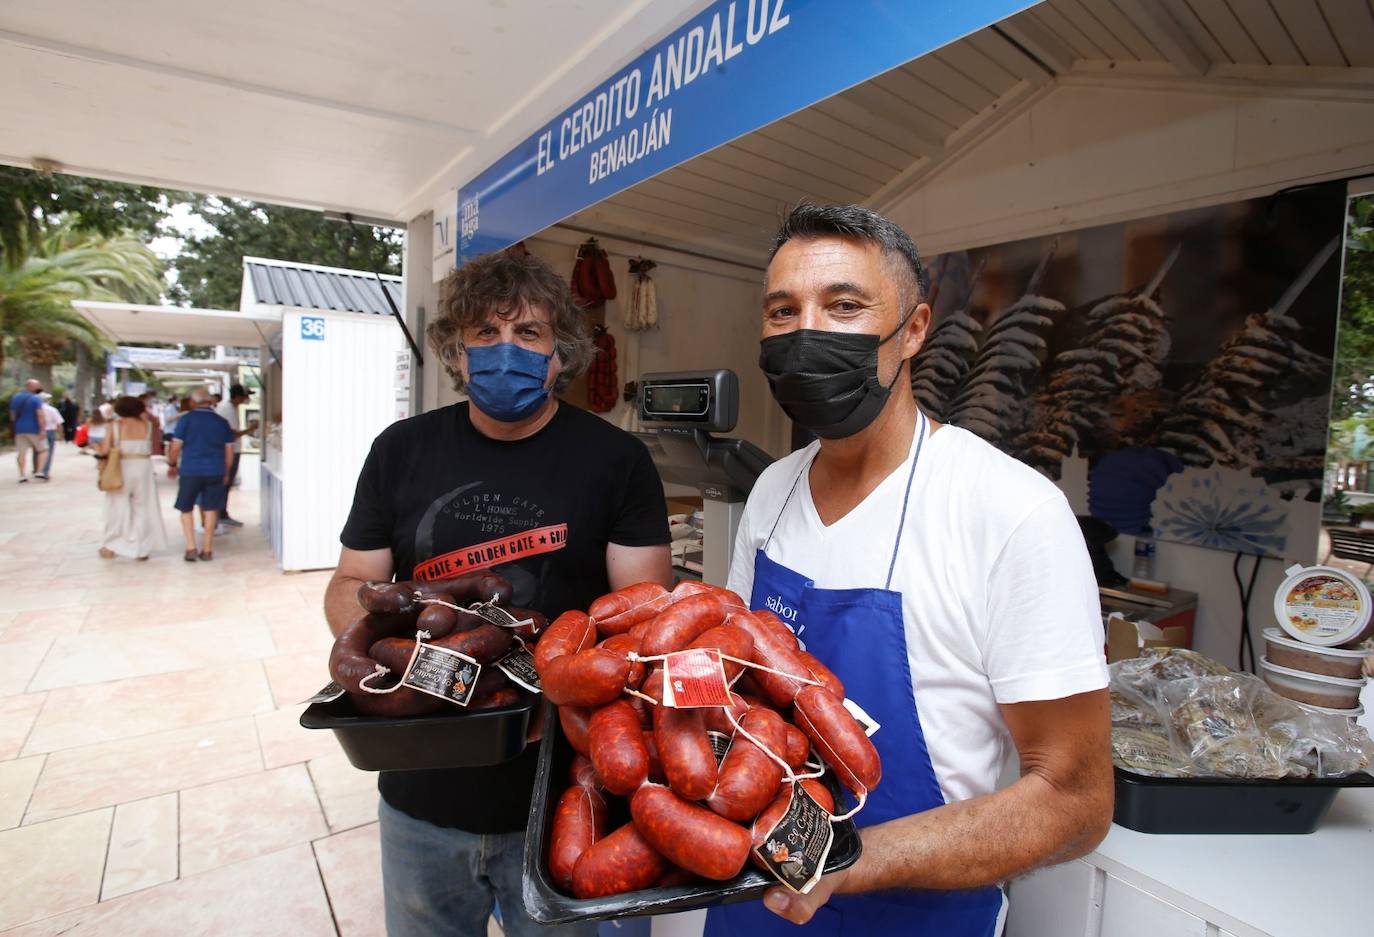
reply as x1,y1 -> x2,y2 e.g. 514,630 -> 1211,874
468,601 -> 532,630
842,698 -> 880,737
707,730 -> 732,766
401,644 -> 482,706
301,680 -> 347,705
495,645 -> 541,694
755,781 -> 834,895
661,648 -> 732,708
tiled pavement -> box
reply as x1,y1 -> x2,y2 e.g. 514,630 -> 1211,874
0,442 -> 383,935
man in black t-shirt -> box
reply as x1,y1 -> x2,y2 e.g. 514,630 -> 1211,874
325,251 -> 671,937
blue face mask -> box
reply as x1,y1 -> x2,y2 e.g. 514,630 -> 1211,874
463,342 -> 554,422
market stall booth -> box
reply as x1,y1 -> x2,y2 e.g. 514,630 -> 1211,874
408,3 -> 1374,935
241,257 -> 410,571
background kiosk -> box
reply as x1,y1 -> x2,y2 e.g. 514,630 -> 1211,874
635,369 -> 773,587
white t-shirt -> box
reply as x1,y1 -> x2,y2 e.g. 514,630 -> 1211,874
40,403 -> 63,432
215,399 -> 241,453
728,420 -> 1108,807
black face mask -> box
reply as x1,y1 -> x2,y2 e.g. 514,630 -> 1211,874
758,309 -> 913,439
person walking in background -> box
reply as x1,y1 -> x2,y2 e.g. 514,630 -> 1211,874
166,388 -> 233,561
214,384 -> 259,528
37,392 -> 63,480
162,395 -> 181,443
58,393 -> 79,442
84,407 -> 108,451
140,391 -> 163,457
97,396 -> 167,561
10,379 -> 48,483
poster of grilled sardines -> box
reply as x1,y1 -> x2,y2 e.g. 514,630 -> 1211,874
913,183 -> 1345,558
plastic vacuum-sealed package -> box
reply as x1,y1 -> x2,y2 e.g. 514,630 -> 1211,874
1109,648 -> 1374,779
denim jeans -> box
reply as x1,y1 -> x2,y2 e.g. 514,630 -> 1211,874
379,798 -> 597,937
41,430 -> 56,476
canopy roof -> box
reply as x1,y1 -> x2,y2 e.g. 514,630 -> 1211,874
73,301 -> 279,347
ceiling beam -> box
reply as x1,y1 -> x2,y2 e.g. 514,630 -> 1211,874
1111,0 -> 1209,77
993,19 -> 1076,75
0,28 -> 479,137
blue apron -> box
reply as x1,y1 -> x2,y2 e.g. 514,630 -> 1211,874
706,414 -> 1002,937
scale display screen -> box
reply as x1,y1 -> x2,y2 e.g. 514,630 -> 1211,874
642,382 -> 710,418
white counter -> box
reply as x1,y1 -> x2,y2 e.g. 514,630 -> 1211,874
1009,788 -> 1373,937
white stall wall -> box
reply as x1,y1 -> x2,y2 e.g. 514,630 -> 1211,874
280,308 -> 403,570
879,76 -> 1371,668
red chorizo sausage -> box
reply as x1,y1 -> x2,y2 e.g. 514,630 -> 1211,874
751,608 -> 801,651
712,587 -> 749,612
668,580 -> 716,601
626,693 -> 652,728
643,730 -> 666,783
571,821 -> 667,899
792,685 -> 881,795
639,594 -> 727,657
653,702 -> 717,802
598,633 -> 646,690
727,611 -> 813,707
783,723 -> 811,769
749,779 -> 836,871
569,753 -> 599,789
560,705 -> 594,757
687,624 -> 755,681
543,649 -> 633,707
588,700 -> 650,795
706,708 -> 788,821
797,650 -> 845,701
588,582 -> 671,636
534,611 -> 596,673
630,783 -> 751,880
701,691 -> 753,736
549,783 -> 607,892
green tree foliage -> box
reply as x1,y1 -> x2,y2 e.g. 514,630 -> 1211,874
169,196 -> 402,309
1332,197 -> 1374,423
0,222 -> 163,374
0,166 -> 171,269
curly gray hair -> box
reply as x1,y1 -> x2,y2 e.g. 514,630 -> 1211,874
427,250 -> 593,394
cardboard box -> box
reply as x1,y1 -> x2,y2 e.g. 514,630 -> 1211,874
1107,613 -> 1190,664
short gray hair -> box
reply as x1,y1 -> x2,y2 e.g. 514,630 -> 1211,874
770,203 -> 929,308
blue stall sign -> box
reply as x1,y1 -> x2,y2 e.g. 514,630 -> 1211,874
300,316 -> 326,341
456,0 -> 1035,263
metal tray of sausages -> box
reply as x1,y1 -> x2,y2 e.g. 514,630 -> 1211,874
521,705 -> 862,923
300,692 -> 537,772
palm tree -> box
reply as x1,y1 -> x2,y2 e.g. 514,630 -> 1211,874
0,222 -> 162,384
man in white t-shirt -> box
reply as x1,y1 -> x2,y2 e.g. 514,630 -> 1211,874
214,384 -> 259,528
706,205 -> 1111,937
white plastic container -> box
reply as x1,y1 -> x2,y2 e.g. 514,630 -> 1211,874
1262,628 -> 1369,680
1260,657 -> 1366,710
1273,564 -> 1374,648
1293,700 -> 1365,719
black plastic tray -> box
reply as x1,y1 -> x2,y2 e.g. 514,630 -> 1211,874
1113,766 -> 1374,834
522,705 -> 863,924
300,693 -> 536,772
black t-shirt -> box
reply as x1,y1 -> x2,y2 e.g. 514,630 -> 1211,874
340,401 -> 669,833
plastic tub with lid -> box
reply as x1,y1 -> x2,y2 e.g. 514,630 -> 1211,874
1260,657 -> 1366,710
1273,564 -> 1374,648
1262,628 -> 1368,679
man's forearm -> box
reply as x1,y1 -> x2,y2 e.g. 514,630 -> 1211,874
325,572 -> 367,638
839,770 -> 1112,894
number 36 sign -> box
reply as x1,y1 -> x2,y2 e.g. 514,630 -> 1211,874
300,316 -> 326,341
